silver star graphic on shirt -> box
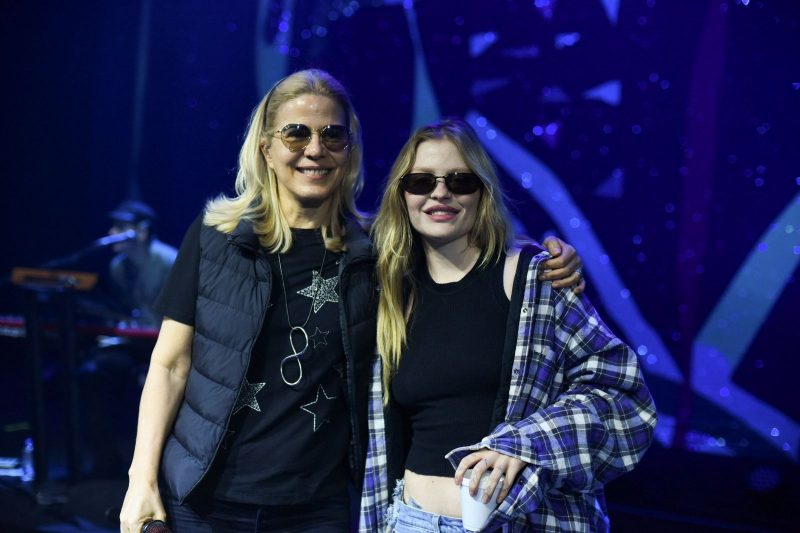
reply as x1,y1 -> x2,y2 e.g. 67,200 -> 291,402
233,378 -> 266,414
297,269 -> 339,313
300,384 -> 337,432
309,327 -> 330,348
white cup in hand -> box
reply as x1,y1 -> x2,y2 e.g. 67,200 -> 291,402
460,469 -> 504,531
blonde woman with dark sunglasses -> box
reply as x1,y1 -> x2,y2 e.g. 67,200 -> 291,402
360,118 -> 656,532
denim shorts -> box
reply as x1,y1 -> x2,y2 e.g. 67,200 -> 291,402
388,479 -> 466,533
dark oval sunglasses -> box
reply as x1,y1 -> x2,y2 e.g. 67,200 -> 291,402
400,172 -> 483,195
270,123 -> 350,152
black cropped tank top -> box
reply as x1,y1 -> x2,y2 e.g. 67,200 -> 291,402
391,255 -> 510,476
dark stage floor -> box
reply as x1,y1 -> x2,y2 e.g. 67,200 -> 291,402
0,478 -> 122,532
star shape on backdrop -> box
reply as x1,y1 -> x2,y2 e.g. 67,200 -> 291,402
300,384 -> 338,432
233,378 -> 266,415
297,270 -> 339,313
310,327 -> 330,348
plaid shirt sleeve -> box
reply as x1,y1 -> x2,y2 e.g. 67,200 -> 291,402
447,252 -> 657,531
358,354 -> 391,532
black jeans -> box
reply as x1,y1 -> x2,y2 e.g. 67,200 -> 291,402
165,492 -> 351,533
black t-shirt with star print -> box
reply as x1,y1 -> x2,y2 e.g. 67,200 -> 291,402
155,216 -> 350,505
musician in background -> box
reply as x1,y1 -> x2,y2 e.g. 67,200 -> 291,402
107,200 -> 177,327
80,200 -> 177,478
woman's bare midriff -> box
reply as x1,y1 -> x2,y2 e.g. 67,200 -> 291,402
403,469 -> 462,518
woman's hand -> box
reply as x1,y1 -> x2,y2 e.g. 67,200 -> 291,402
453,449 -> 528,504
541,236 -> 586,294
119,319 -> 192,532
119,480 -> 166,533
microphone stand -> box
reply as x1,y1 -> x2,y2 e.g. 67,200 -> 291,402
41,230 -> 137,269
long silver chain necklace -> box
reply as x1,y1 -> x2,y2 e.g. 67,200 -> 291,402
276,243 -> 327,386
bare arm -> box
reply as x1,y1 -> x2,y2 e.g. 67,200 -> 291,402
503,249 -> 521,300
119,318 -> 193,533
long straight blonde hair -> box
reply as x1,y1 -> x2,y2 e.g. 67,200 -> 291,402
372,118 -> 515,401
204,69 -> 365,252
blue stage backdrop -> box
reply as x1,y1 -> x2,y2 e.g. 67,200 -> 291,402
2,0 -> 798,468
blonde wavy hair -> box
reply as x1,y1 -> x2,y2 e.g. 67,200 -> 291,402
204,69 -> 364,252
373,118 -> 515,400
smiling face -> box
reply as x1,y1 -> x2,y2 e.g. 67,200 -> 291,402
404,138 -> 482,251
262,94 -> 349,225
